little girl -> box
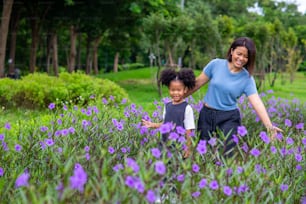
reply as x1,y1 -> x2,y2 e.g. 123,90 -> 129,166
142,68 -> 196,158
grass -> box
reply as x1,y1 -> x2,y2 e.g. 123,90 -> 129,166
100,68 -> 306,110
1,68 -> 305,125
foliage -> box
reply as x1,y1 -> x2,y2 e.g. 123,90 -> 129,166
0,72 -> 129,109
0,92 -> 305,203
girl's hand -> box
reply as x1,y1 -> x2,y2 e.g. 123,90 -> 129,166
142,119 -> 154,128
183,148 -> 191,158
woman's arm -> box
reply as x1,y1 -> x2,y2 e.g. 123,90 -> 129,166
248,93 -> 283,138
185,72 -> 210,98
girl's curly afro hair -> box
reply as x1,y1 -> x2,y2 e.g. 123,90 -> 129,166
158,68 -> 196,90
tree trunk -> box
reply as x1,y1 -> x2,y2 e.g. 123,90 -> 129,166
85,36 -> 92,74
113,52 -> 119,73
77,33 -> 81,70
8,6 -> 20,76
68,25 -> 77,73
52,33 -> 58,76
92,36 -> 101,75
0,0 -> 14,78
29,19 -> 39,73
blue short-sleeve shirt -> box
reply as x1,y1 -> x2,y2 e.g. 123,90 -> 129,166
203,58 -> 257,110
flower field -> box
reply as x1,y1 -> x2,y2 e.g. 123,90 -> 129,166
0,91 -> 305,203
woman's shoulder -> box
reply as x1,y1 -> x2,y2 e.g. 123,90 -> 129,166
207,58 -> 227,66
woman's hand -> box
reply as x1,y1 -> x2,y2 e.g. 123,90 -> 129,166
267,126 -> 283,140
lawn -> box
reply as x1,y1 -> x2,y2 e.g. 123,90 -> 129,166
100,68 -> 306,112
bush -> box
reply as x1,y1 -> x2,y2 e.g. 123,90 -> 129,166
0,72 -> 129,109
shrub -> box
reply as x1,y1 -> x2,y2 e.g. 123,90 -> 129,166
0,72 -> 129,109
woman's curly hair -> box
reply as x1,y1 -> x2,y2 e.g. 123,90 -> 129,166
158,68 -> 196,90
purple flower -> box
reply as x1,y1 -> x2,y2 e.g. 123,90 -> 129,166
125,176 -> 135,188
237,184 -> 249,194
237,166 -> 244,174
270,146 -> 277,154
15,172 -> 30,188
146,190 -> 156,203
69,163 -> 87,192
196,140 -> 207,155
241,143 -> 249,153
102,98 -> 108,105
296,123 -> 304,130
198,178 -> 207,189
68,127 -> 75,134
232,134 -> 239,144
259,131 -> 270,144
192,191 -> 201,198
223,186 -> 232,196
237,126 -> 248,136
85,153 -> 90,161
84,146 -> 90,152
126,158 -> 139,173
302,138 -> 306,146
113,163 -> 124,172
280,184 -> 288,192
192,164 -> 200,173
134,179 -> 145,193
40,141 -> 46,150
15,144 -> 22,152
5,122 -> 11,130
45,138 -> 54,146
177,174 -> 185,182
159,123 -> 172,134
276,132 -> 283,140
226,168 -> 233,176
0,167 -> 4,176
40,126 -> 48,132
250,148 -> 261,157
0,134 -> 4,141
48,103 -> 55,110
155,161 -> 166,175
296,165 -> 302,171
151,148 -> 161,158
121,147 -> 127,153
285,119 -> 292,127
176,126 -> 186,135
61,129 -> 69,136
208,137 -> 217,146
295,154 -> 302,162
209,180 -> 219,190
286,137 -> 294,145
168,132 -> 179,140
54,130 -> 61,137
108,146 -> 115,154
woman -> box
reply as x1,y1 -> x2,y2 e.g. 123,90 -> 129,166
186,37 -> 282,156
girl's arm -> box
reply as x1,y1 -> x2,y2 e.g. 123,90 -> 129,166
183,129 -> 193,158
141,119 -> 162,129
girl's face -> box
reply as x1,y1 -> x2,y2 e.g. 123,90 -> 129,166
169,80 -> 187,104
230,46 -> 248,71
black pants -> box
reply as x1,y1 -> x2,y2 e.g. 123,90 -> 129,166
197,105 -> 241,156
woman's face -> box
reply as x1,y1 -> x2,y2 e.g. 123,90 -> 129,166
231,46 -> 248,70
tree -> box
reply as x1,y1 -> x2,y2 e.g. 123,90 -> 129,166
0,0 -> 14,78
